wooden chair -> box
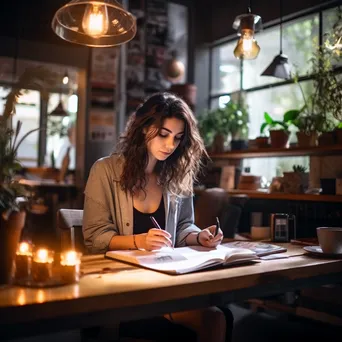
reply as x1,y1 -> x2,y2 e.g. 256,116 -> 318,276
194,187 -> 247,238
57,209 -> 86,254
57,209 -> 198,342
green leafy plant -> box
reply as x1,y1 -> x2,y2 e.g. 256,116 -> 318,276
260,110 -> 299,136
292,164 -> 308,173
197,99 -> 249,146
0,66 -> 55,218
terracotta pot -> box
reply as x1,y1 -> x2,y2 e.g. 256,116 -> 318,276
318,131 -> 335,146
283,172 -> 309,194
255,136 -> 269,148
211,133 -> 225,154
336,129 -> 342,145
270,130 -> 289,148
0,210 -> 26,285
296,131 -> 318,147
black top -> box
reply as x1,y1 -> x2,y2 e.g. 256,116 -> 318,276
133,197 -> 165,234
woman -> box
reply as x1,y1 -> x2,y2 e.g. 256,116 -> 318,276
83,92 -> 233,342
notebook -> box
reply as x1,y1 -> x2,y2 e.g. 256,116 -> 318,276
223,241 -> 287,257
105,243 -> 258,275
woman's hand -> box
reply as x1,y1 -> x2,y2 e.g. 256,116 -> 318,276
197,225 -> 223,248
138,229 -> 173,251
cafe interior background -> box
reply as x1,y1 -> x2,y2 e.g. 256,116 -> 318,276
1,0 -> 342,340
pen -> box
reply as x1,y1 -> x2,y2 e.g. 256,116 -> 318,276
215,216 -> 220,236
150,216 -> 162,230
150,216 -> 173,249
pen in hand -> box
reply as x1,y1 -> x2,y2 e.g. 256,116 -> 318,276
150,216 -> 173,249
215,216 -> 220,236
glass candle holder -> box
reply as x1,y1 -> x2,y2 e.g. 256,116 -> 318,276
60,251 -> 82,284
15,242 -> 33,280
32,249 -> 54,283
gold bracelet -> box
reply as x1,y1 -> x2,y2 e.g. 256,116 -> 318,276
133,235 -> 138,249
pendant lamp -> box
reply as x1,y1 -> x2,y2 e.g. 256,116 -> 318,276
233,6 -> 262,60
261,0 -> 291,79
49,96 -> 69,117
51,0 -> 137,47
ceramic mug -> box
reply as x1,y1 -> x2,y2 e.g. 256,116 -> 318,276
316,227 -> 342,254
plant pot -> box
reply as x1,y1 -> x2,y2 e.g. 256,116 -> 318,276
296,131 -> 318,147
283,172 -> 309,194
255,136 -> 269,148
318,131 -> 335,146
320,178 -> 336,195
336,129 -> 342,145
231,139 -> 248,150
211,133 -> 225,154
270,130 -> 289,148
0,210 -> 26,285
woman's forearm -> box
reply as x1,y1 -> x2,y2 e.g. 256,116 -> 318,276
185,232 -> 199,246
108,234 -> 145,250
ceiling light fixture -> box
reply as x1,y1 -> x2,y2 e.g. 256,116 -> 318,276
233,5 -> 262,60
261,0 -> 291,79
51,0 -> 137,47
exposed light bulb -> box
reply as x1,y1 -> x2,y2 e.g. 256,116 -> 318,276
62,75 -> 69,85
234,29 -> 260,60
82,4 -> 109,38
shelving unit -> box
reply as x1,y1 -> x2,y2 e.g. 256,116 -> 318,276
209,145 -> 342,160
227,189 -> 342,203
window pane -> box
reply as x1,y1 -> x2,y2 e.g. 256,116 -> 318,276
323,6 -> 342,67
242,156 -> 309,184
46,93 -> 76,170
12,90 -> 40,167
246,81 -> 312,139
211,42 -> 241,95
243,14 -> 319,89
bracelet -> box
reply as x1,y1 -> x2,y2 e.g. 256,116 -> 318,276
133,235 -> 138,249
196,232 -> 203,246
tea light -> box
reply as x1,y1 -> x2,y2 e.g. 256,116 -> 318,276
32,249 -> 54,283
60,251 -> 82,284
15,242 -> 32,280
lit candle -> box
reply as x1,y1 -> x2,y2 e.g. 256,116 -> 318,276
15,242 -> 32,280
32,249 -> 54,283
60,251 -> 82,284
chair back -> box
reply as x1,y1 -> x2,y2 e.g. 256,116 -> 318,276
57,209 -> 87,253
194,187 -> 246,238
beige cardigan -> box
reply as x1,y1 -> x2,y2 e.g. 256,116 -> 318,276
83,154 -> 201,254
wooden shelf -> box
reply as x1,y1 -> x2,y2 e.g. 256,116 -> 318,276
228,189 -> 342,203
209,144 -> 342,160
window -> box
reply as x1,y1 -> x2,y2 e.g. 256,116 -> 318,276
208,6 -> 339,182
211,41 -> 241,95
11,90 -> 41,167
243,14 -> 319,89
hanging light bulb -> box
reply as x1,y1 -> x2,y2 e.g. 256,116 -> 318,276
82,4 -> 109,38
52,0 -> 136,47
232,8 -> 262,60
62,72 -> 69,85
233,29 -> 260,59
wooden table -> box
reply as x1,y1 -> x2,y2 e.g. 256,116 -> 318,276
1,244 -> 342,339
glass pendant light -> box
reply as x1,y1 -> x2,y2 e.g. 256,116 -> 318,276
233,6 -> 262,60
261,0 -> 291,79
51,0 -> 137,47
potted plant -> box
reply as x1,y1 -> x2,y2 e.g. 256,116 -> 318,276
197,99 -> 249,153
259,110 -> 298,148
283,165 -> 309,194
293,40 -> 341,146
0,66 -> 54,284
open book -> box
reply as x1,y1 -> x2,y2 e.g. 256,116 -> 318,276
224,241 -> 287,257
105,243 -> 257,275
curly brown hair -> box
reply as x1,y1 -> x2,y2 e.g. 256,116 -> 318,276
116,92 -> 208,196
